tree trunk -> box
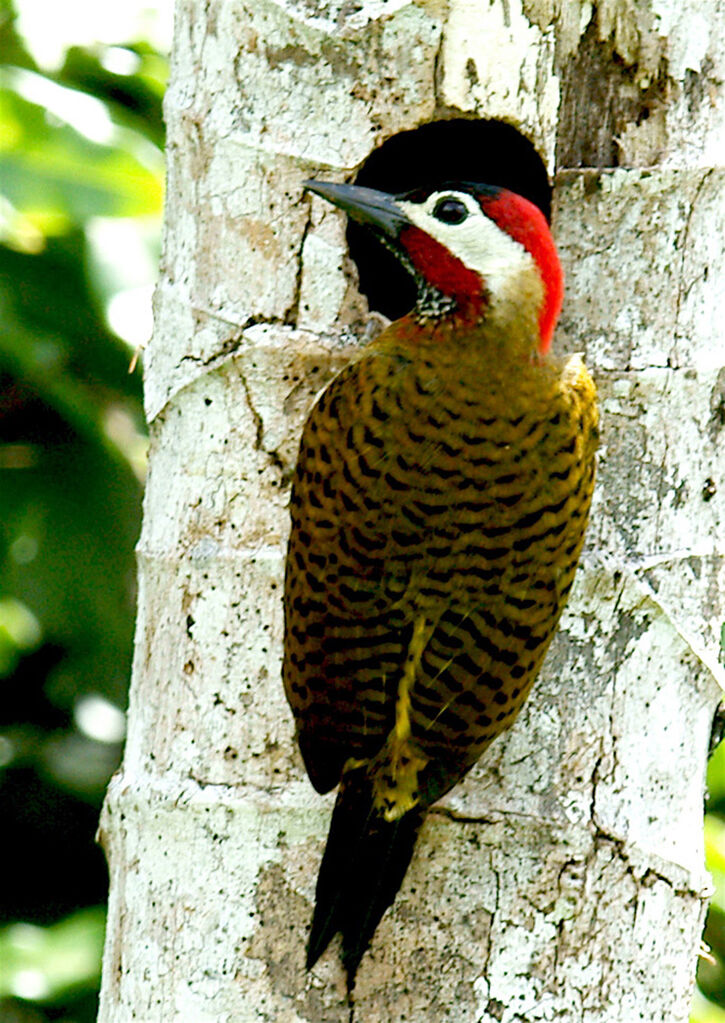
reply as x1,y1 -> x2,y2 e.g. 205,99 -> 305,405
97,1 -> 725,1020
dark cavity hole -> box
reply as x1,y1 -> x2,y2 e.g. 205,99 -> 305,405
348,118 -> 551,321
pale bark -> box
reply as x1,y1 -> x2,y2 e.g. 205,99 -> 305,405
98,2 -> 725,1021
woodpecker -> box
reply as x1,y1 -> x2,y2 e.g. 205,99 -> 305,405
283,178 -> 598,993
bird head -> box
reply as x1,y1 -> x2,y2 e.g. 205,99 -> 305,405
305,179 -> 563,354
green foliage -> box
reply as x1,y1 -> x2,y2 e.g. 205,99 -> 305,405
0,0 -> 167,1018
59,42 -> 166,148
0,74 -> 162,226
0,228 -> 146,709
0,908 -> 105,1003
699,740 -> 725,1016
692,991 -> 725,1023
0,596 -> 41,676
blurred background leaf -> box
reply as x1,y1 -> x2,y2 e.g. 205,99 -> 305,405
0,907 -> 105,1002
1,0 -> 170,1018
699,732 -> 725,1020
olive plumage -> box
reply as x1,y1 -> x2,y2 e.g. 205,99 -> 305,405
282,179 -> 598,993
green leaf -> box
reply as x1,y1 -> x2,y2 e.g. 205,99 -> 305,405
706,817 -> 725,914
0,907 -> 105,1002
0,74 -> 162,226
0,231 -> 145,711
692,990 -> 725,1023
0,231 -> 143,416
709,739 -> 725,810
57,44 -> 167,149
0,597 -> 42,676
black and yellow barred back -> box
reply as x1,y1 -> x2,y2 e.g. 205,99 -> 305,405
283,318 -> 598,985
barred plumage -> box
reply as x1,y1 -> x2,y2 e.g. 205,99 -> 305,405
282,179 -> 598,991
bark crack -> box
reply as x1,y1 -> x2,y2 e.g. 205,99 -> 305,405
178,329 -> 246,369
431,24 -> 445,112
594,363 -> 711,375
652,394 -> 672,566
429,805 -> 550,827
672,168 -> 715,361
483,848 -> 501,991
285,199 -> 313,327
186,770 -> 231,790
590,828 -> 710,900
618,564 -> 725,690
235,363 -> 289,480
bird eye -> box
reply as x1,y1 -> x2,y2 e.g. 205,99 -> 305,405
432,197 -> 468,225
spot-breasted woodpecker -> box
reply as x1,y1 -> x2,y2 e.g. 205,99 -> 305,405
283,178 -> 598,991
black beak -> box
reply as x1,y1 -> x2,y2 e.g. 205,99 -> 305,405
304,180 -> 408,238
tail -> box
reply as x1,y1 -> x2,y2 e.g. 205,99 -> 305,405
306,764 -> 425,992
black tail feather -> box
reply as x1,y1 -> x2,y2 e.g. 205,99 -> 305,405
306,766 -> 425,992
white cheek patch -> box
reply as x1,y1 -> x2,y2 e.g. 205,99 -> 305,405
397,191 -> 536,301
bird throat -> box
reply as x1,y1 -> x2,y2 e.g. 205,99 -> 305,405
414,280 -> 458,323
377,233 -> 467,324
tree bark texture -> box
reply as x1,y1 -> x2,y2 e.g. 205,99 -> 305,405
98,1 -> 725,1020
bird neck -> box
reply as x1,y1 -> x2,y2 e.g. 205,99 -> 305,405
379,310 -> 546,379
410,261 -> 545,356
